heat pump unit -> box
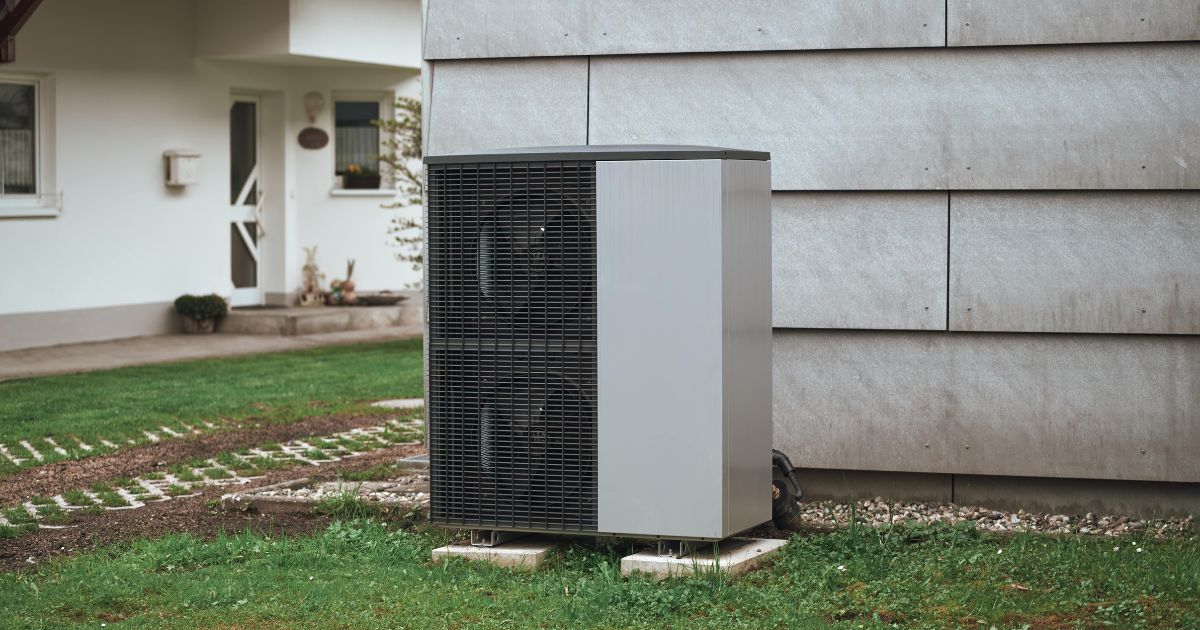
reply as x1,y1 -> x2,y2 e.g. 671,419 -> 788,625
424,146 -> 771,541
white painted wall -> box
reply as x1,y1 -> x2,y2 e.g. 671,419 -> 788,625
0,0 -> 421,324
195,0 -> 422,69
290,0 -> 423,68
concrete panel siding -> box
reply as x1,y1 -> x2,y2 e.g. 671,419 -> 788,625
951,192 -> 1200,334
773,330 -> 1200,483
589,45 -> 1199,190
774,192 -> 948,330
427,58 -> 588,156
797,468 -> 1200,518
424,0 -> 944,60
949,0 -> 1200,47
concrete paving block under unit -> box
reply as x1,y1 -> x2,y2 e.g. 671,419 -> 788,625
620,538 -> 788,580
431,537 -> 558,569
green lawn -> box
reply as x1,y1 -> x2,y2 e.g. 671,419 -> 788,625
0,339 -> 423,472
2,520 -> 1196,628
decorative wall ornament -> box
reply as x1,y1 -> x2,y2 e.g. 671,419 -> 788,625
298,127 -> 329,150
298,91 -> 329,149
303,91 -> 325,123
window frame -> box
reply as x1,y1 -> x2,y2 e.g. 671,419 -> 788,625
330,90 -> 394,195
0,72 -> 56,217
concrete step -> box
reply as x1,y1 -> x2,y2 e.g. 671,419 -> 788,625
217,298 -> 420,336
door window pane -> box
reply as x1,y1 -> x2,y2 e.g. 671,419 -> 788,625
230,223 -> 258,288
0,82 -> 36,195
335,100 -> 380,175
229,101 -> 257,205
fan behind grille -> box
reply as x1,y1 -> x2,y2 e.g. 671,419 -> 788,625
427,161 -> 598,532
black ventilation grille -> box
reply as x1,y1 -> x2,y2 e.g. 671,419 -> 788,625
426,161 -> 597,532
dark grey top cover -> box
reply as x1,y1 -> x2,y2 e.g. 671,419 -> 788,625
423,144 -> 770,164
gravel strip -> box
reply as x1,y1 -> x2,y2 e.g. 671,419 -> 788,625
797,497 -> 1195,539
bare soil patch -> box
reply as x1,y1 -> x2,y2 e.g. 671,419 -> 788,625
0,443 -> 423,572
0,413 -> 401,505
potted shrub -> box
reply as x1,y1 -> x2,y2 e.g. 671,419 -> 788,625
342,163 -> 382,190
173,294 -> 228,334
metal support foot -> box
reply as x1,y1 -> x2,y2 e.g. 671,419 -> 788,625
470,530 -> 526,547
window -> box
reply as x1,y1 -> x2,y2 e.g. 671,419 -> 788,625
334,99 -> 381,188
0,80 -> 36,195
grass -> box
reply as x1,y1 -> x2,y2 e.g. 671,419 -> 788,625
0,338 -> 423,475
315,488 -> 378,520
338,462 -> 407,482
61,490 -> 91,507
0,410 -> 426,541
0,520 -> 1196,629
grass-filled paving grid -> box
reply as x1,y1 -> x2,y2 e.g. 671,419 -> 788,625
0,520 -> 1196,628
0,338 -> 423,476
0,415 -> 423,538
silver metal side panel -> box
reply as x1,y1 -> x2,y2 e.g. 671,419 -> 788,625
720,159 -> 773,536
597,159 -> 726,538
597,159 -> 772,539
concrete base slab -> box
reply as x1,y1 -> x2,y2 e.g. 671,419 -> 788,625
432,536 -> 557,569
621,538 -> 788,580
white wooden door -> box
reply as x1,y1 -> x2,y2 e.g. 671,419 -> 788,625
228,96 -> 265,307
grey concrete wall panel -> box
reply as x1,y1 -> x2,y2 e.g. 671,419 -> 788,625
426,58 -> 588,156
588,46 -> 1200,190
795,467 -> 1200,518
949,1 -> 1200,47
951,192 -> 1200,334
598,159 -> 771,539
794,468 -> 954,504
773,331 -> 1200,483
424,0 -> 944,59
954,475 -> 1200,520
773,192 -> 948,330
720,159 -> 774,536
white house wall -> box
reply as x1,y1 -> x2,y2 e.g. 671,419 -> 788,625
425,0 -> 1200,489
289,0 -> 423,68
195,0 -> 421,69
0,0 -> 420,350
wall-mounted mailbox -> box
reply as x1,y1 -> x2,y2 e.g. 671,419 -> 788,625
163,149 -> 200,187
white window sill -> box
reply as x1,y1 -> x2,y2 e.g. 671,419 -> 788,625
329,188 -> 398,198
0,198 -> 60,218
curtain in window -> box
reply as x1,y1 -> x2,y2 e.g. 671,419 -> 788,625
335,100 -> 380,174
0,83 -> 35,194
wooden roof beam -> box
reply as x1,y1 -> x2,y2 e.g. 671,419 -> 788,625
0,0 -> 44,63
